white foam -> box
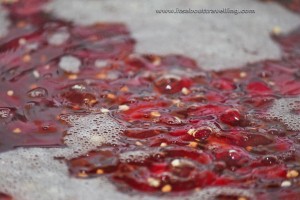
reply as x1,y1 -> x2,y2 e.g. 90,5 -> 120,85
189,187 -> 255,200
120,149 -> 160,163
0,147 -> 159,200
0,113 -> 136,200
0,5 -> 9,37
60,113 -> 124,158
45,0 -> 300,70
267,97 -> 300,131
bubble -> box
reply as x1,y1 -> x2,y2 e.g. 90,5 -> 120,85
27,87 -> 48,98
189,187 -> 255,200
119,149 -> 159,163
266,97 -> 300,131
59,55 -> 81,73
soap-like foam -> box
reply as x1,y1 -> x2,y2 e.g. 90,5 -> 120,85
266,97 -> 300,131
0,5 -> 9,37
189,187 -> 255,200
0,148 -> 158,200
120,149 -> 160,163
60,113 -> 124,158
0,113 -> 129,200
0,147 -> 254,200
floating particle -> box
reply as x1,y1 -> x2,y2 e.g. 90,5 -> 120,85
7,90 -> 14,96
171,159 -> 181,167
100,108 -> 110,113
147,178 -> 160,187
96,169 -> 104,174
71,85 -> 86,91
150,111 -> 161,118
32,70 -> 40,78
240,72 -> 247,78
181,87 -> 190,95
118,105 -> 129,111
18,38 -> 26,45
22,54 -> 31,63
188,142 -> 198,148
68,74 -> 78,80
135,141 -> 143,146
281,180 -> 292,187
272,26 -> 282,35
59,55 -> 81,73
287,170 -> 299,178
160,142 -> 167,147
13,128 -> 21,134
161,184 -> 172,193
107,93 -> 116,100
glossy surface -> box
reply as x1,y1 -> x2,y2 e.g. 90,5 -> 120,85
1,0 -> 300,200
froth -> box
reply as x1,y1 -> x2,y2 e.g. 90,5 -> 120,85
0,148 -> 154,200
0,113 -> 129,200
60,113 -> 124,158
266,97 -> 300,131
189,187 -> 255,200
120,149 -> 160,163
0,147 -> 254,200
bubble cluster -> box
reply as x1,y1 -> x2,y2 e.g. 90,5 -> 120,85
189,187 -> 255,200
267,97 -> 300,131
0,148 -> 153,200
0,146 -> 255,200
120,149 -> 160,163
60,113 -> 124,158
0,113 -> 131,200
27,87 -> 48,98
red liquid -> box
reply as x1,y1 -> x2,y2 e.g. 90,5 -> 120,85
1,0 -> 300,199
